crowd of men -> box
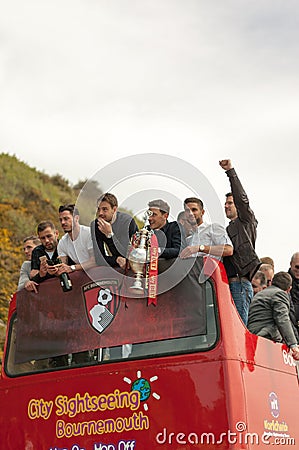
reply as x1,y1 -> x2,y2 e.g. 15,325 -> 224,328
17,159 -> 299,361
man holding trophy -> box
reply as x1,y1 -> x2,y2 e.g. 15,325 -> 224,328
146,199 -> 183,258
128,199 -> 184,302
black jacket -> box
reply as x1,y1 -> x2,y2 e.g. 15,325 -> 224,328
30,245 -> 59,282
288,268 -> 299,323
223,168 -> 261,280
148,221 -> 184,259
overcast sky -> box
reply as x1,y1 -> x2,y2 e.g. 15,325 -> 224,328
1,0 -> 299,271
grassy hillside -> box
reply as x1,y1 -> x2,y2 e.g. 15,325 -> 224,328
0,153 -> 104,362
0,153 -> 142,364
0,153 -> 77,320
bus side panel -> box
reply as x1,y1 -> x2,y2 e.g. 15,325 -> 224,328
243,362 -> 298,447
221,357 -> 299,449
0,357 -> 232,450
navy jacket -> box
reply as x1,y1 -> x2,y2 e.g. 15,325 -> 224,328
148,221 -> 184,259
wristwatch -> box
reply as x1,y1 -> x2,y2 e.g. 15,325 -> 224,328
199,244 -> 205,252
107,232 -> 114,239
70,265 -> 76,272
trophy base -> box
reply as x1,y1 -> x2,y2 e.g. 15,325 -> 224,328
129,288 -> 144,296
129,280 -> 144,296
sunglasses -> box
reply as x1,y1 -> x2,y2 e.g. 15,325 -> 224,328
294,265 -> 299,270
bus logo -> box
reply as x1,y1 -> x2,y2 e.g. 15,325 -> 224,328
83,280 -> 120,333
268,392 -> 280,418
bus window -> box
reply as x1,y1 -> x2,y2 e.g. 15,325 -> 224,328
101,279 -> 218,361
5,315 -> 39,376
5,317 -> 102,376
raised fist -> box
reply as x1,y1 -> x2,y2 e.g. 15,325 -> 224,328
219,159 -> 233,171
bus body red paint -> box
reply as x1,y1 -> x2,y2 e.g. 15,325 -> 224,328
1,258 -> 298,449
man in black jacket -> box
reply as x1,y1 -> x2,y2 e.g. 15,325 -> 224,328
219,159 -> 261,325
147,199 -> 183,259
30,221 -> 60,284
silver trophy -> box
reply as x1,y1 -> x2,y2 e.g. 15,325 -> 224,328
128,210 -> 153,294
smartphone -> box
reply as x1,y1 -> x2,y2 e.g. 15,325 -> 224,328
47,260 -> 55,266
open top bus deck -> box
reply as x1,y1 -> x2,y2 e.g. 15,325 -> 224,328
0,257 -> 298,449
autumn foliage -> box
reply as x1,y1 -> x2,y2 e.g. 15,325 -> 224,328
0,154 -> 81,324
0,153 -> 140,363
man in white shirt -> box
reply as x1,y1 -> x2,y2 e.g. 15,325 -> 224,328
57,204 -> 96,273
180,197 -> 233,260
56,204 -> 96,365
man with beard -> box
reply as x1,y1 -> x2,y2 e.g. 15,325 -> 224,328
30,221 -> 60,283
219,159 -> 261,326
179,197 -> 233,261
56,204 -> 96,365
57,204 -> 95,273
90,193 -> 138,360
91,192 -> 138,269
30,220 -> 69,368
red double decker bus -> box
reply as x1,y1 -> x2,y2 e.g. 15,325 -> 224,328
0,257 -> 298,449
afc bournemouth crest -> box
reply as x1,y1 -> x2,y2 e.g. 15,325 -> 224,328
82,279 -> 120,334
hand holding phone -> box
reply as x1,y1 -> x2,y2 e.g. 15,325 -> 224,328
38,255 -> 48,276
